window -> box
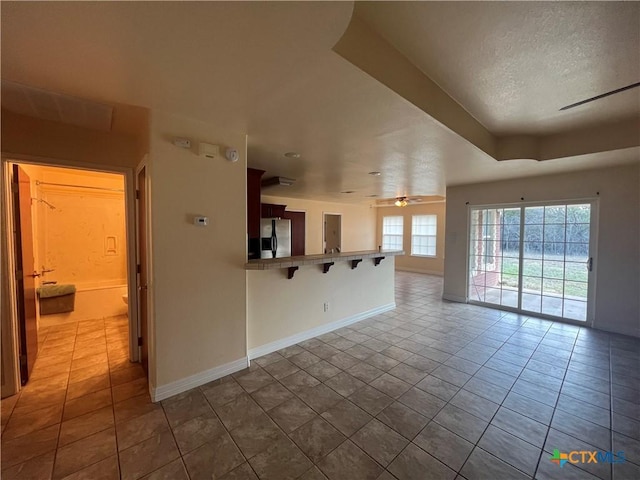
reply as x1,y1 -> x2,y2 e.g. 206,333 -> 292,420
468,203 -> 593,322
411,215 -> 437,256
382,216 -> 403,250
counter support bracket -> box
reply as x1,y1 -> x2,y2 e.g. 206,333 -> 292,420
322,262 -> 334,274
287,266 -> 299,279
373,256 -> 385,266
351,259 -> 362,270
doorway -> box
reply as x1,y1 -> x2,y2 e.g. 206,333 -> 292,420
324,213 -> 341,254
468,201 -> 597,323
1,159 -> 142,399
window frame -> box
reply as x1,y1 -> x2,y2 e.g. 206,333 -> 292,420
411,214 -> 437,257
382,215 -> 404,251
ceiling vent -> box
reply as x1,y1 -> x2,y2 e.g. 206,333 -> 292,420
261,176 -> 296,188
1,80 -> 113,131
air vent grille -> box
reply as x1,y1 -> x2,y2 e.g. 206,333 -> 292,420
1,81 -> 113,131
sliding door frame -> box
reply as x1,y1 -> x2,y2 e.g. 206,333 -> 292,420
466,198 -> 599,328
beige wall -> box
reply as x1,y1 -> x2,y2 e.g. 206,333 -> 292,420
248,258 -> 395,351
444,164 -> 640,338
377,202 -> 446,275
261,195 -> 377,255
149,111 -> 248,391
1,110 -> 144,169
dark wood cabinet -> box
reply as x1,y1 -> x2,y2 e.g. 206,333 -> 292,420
247,168 -> 265,259
261,203 -> 287,218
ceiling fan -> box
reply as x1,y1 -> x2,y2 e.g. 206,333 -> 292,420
560,81 -> 640,111
374,196 -> 426,207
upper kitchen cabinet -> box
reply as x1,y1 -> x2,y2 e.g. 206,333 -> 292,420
261,203 -> 286,219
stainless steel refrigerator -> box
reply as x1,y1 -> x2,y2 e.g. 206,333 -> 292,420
260,218 -> 291,258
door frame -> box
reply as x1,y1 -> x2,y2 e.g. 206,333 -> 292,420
323,212 -> 342,254
135,158 -> 155,386
465,198 -> 599,328
1,161 -> 22,397
1,153 -> 142,397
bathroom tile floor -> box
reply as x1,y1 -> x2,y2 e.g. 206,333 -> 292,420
2,273 -> 640,479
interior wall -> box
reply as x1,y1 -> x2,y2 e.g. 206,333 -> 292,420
261,195 -> 376,255
1,110 -> 144,168
149,111 -> 248,392
376,202 -> 446,275
248,258 -> 395,352
444,164 -> 640,338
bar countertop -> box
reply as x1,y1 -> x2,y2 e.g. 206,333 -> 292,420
245,250 -> 404,270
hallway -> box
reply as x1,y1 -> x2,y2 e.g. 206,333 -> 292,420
1,315 -> 145,478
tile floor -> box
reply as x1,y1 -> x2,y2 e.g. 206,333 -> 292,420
1,273 -> 639,479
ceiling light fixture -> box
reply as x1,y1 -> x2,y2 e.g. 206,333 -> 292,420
368,171 -> 381,176
395,197 -> 408,207
284,152 -> 300,158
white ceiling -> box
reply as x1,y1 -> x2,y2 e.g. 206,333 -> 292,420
2,2 -> 638,203
355,1 -> 640,136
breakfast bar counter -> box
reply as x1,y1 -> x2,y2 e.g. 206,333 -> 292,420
245,249 -> 404,277
246,250 -> 402,359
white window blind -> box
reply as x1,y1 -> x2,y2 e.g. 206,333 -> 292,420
382,216 -> 403,250
411,215 -> 437,256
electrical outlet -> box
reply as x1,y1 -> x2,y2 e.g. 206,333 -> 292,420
323,302 -> 329,312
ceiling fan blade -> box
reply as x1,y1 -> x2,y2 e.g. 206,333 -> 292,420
560,81 -> 640,111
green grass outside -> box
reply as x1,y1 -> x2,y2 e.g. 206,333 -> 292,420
499,254 -> 588,298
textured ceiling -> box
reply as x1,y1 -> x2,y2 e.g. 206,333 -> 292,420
355,1 -> 640,136
1,1 -> 638,203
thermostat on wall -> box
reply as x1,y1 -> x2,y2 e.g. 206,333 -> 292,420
194,216 -> 208,226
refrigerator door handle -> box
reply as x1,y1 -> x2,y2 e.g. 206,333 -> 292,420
271,220 -> 277,258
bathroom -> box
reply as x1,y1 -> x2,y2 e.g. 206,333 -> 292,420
17,163 -> 129,338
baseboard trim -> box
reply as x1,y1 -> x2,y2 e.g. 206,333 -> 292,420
442,293 -> 467,303
248,303 -> 396,361
395,267 -> 444,276
593,323 -> 640,339
151,356 -> 249,402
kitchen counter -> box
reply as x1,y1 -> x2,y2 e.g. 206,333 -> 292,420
246,250 -> 398,358
245,249 -> 404,270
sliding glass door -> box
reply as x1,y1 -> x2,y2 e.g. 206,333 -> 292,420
468,201 -> 596,323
